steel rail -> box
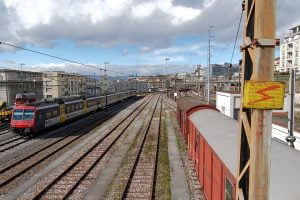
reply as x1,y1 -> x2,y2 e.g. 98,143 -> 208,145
28,95 -> 155,199
0,97 -> 144,191
121,95 -> 162,199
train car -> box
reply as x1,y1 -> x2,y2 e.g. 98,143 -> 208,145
177,103 -> 300,200
15,93 -> 37,105
10,105 -> 36,133
176,97 -> 215,144
10,90 -> 136,134
0,93 -> 37,123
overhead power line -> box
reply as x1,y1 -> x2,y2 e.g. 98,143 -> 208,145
0,41 -> 134,77
229,9 -> 244,67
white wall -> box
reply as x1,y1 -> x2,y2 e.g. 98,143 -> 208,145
216,91 -> 300,151
216,92 -> 231,117
295,93 -> 300,104
216,92 -> 240,118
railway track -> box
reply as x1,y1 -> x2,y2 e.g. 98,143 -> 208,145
16,95 -> 157,200
0,137 -> 30,153
0,131 -> 16,142
0,97 -> 142,161
0,124 -> 9,131
0,96 -> 144,195
163,97 -> 177,112
0,126 -> 10,136
105,95 -> 162,200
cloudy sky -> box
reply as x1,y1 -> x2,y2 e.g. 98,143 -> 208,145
0,0 -> 299,76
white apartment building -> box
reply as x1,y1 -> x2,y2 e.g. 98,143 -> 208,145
43,71 -> 98,99
0,69 -> 43,105
279,25 -> 300,73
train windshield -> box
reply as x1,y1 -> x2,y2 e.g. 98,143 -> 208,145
13,109 -> 35,120
24,109 -> 35,120
13,109 -> 23,120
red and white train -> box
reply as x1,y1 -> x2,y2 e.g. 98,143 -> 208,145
10,91 -> 136,134
177,96 -> 300,200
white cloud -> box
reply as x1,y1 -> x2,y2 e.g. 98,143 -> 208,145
4,0 -> 55,29
132,2 -> 156,18
27,62 -> 196,76
169,5 -> 201,25
0,0 -> 299,56
0,0 -> 203,49
153,44 -> 206,56
141,46 -> 151,53
122,48 -> 129,56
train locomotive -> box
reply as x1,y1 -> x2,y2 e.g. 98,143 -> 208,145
177,96 -> 300,200
10,90 -> 136,134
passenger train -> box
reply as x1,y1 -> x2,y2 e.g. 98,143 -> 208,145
10,90 -> 136,134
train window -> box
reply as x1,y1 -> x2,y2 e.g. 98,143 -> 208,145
225,176 -> 234,200
66,105 -> 70,113
71,104 -> 75,112
24,109 -> 35,120
46,110 -> 52,119
52,108 -> 58,117
13,109 -> 23,120
38,112 -> 43,120
75,104 -> 79,110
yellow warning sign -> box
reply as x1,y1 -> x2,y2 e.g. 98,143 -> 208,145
243,81 -> 285,109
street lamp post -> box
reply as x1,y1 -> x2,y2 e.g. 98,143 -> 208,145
20,63 -> 25,92
208,26 -> 213,105
104,62 -> 109,80
165,58 -> 170,96
104,62 -> 109,109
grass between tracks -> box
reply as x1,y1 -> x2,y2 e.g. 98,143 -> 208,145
104,113 -> 149,200
169,111 -> 188,156
155,111 -> 171,200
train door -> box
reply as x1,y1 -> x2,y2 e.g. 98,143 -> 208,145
212,153 -> 222,200
35,110 -> 45,131
60,105 -> 66,123
204,142 -> 212,200
199,135 -> 204,186
83,100 -> 88,114
195,131 -> 200,176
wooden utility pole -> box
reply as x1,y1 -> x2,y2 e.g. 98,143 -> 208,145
236,0 -> 277,199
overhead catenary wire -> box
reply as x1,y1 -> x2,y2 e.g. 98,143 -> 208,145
0,41 -> 134,77
229,8 -> 244,68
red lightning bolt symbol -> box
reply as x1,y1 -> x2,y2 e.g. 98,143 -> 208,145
248,84 -> 280,105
